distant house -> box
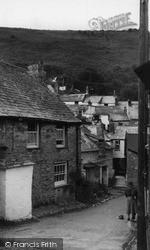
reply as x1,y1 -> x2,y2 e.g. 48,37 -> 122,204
107,126 -> 138,181
0,61 -> 81,221
67,104 -> 88,119
81,125 -> 114,185
60,93 -> 86,105
95,106 -> 129,130
83,96 -> 103,106
82,105 -> 96,121
83,95 -> 117,107
118,100 -> 138,126
99,95 -> 117,106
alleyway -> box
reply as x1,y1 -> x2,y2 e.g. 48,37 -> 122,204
0,196 -> 131,250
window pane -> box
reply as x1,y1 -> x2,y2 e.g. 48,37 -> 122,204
54,162 -> 67,185
28,131 -> 37,145
28,121 -> 37,131
56,129 -> 63,140
27,122 -> 39,147
56,126 -> 65,147
56,140 -> 63,145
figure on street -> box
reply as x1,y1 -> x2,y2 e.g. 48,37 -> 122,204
125,182 -> 138,221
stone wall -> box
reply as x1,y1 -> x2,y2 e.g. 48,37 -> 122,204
0,118 -> 81,208
126,150 -> 138,187
105,149 -> 114,179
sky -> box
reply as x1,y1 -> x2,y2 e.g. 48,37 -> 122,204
0,0 -> 141,30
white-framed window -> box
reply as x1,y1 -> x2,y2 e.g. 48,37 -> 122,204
27,121 -> 39,148
56,125 -> 65,148
114,140 -> 120,151
54,162 -> 67,187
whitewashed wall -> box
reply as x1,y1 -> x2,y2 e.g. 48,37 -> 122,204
100,115 -> 109,129
0,163 -> 33,221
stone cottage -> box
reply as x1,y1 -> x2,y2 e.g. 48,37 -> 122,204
0,61 -> 81,221
81,125 -> 114,186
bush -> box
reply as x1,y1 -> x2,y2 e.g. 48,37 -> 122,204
69,171 -> 108,203
108,176 -> 116,188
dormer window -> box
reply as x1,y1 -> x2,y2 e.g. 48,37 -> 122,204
27,121 -> 39,148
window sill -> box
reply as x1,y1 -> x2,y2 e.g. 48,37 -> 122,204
56,146 -> 66,149
54,183 -> 68,188
27,145 -> 40,149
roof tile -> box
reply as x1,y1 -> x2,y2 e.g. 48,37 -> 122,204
0,61 -> 80,123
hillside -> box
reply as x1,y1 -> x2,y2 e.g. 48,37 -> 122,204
0,27 -> 144,99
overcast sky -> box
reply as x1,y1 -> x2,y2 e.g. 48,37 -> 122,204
0,0 -> 141,30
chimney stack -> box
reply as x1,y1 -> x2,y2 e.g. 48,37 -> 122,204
38,61 -> 46,82
124,106 -> 127,113
86,86 -> 89,95
108,119 -> 115,134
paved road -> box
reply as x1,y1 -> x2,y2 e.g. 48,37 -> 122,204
1,196 -> 130,250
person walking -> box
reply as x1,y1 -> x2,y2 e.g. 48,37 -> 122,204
125,182 -> 138,221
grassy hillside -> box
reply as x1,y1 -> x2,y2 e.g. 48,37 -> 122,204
0,27 -> 144,99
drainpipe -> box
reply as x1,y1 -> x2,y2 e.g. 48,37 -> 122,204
75,124 -> 80,200
137,1 -> 149,249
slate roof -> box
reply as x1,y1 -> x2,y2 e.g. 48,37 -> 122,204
84,95 -> 102,104
110,126 -> 138,140
60,94 -> 86,103
67,104 -> 88,114
84,106 -> 96,115
84,95 -> 116,105
95,106 -> 129,121
81,130 -> 99,152
101,96 -> 116,104
85,124 -> 104,140
104,141 -> 113,150
0,61 -> 80,123
81,125 -> 106,152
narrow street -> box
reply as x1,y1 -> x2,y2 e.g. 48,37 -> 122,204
0,196 -> 131,250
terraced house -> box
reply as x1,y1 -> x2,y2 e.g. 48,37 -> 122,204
0,61 -> 81,221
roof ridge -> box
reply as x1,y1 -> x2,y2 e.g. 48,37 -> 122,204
0,60 -> 26,72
